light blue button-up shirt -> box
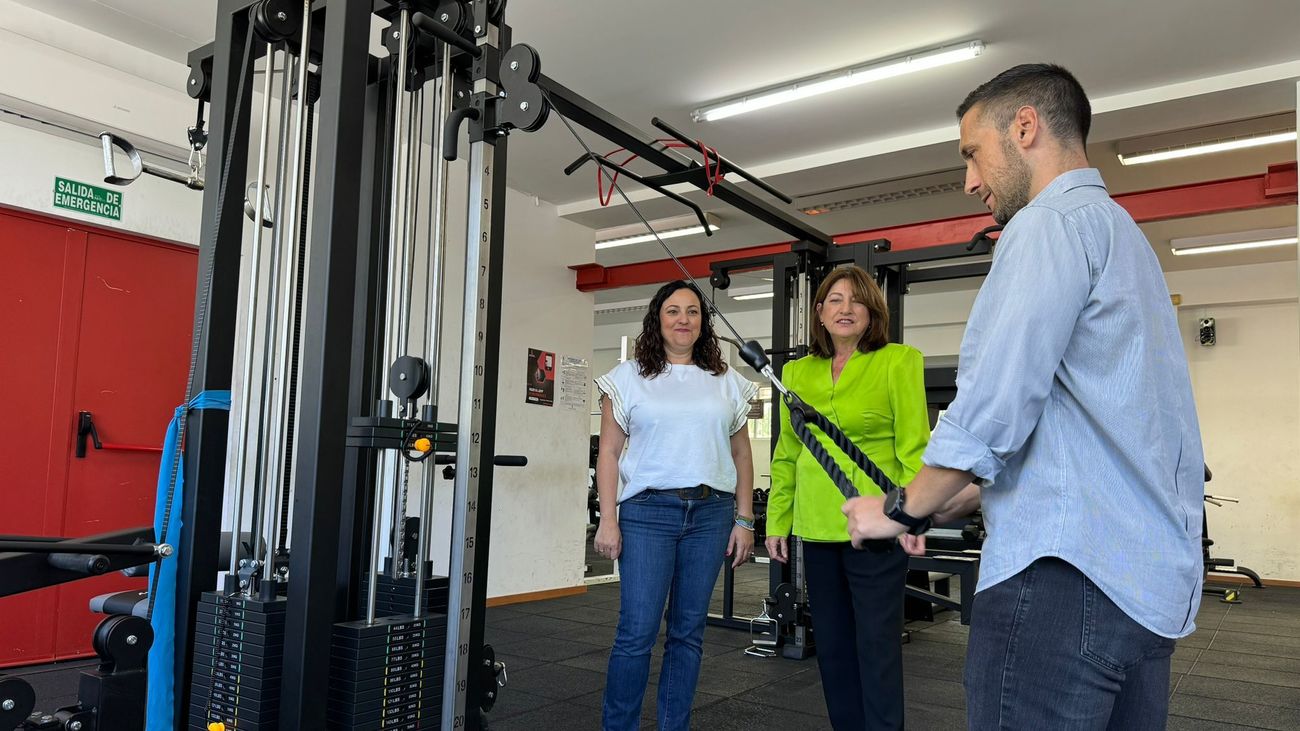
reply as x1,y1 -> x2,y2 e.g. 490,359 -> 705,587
924,167 -> 1205,638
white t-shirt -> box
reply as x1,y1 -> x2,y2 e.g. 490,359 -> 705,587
595,360 -> 758,502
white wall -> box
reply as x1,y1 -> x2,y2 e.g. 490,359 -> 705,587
0,122 -> 203,242
909,261 -> 1300,581
1174,263 -> 1300,582
487,188 -> 595,596
904,262 -> 1300,581
0,0 -> 203,241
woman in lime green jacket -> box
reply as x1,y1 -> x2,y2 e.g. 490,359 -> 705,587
764,265 -> 928,730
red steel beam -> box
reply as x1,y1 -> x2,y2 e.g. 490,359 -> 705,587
571,162 -> 1297,292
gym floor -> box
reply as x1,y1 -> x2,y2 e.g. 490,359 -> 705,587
9,570 -> 1298,729
479,566 -> 1300,730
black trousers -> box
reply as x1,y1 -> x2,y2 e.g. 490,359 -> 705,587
802,539 -> 908,731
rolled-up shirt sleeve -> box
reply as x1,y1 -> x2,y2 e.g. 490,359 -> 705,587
923,205 -> 1091,485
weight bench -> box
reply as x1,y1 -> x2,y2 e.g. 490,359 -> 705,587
905,549 -> 980,626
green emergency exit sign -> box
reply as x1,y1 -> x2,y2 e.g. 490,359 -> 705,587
53,177 -> 122,221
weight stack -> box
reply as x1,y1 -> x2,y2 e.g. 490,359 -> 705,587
328,614 -> 447,730
189,592 -> 287,730
357,568 -> 450,618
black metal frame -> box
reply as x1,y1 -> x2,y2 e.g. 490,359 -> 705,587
538,76 -> 831,248
0,528 -> 156,598
174,1 -> 392,728
174,3 -> 257,727
0,525 -> 158,729
700,227 -> 998,647
173,2 -> 511,728
277,0 -> 374,726
170,2 -> 859,727
703,240 -> 870,652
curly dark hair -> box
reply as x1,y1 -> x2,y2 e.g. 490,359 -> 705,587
634,281 -> 728,378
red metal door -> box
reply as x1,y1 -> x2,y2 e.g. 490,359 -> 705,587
0,211 -> 82,667
53,231 -> 196,658
0,207 -> 196,666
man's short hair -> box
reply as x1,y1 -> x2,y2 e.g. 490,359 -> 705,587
956,63 -> 1091,146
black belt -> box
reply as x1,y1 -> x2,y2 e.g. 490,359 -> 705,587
655,484 -> 716,500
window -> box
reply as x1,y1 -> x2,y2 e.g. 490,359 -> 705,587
748,385 -> 774,440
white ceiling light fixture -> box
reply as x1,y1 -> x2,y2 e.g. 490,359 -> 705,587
692,41 -> 985,123
1170,227 -> 1298,256
1115,114 -> 1296,166
1119,131 -> 1296,166
595,212 -> 720,250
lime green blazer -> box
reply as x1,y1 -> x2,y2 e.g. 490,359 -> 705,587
767,343 -> 929,542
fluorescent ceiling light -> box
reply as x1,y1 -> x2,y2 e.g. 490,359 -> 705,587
1171,237 -> 1296,256
692,41 -> 984,123
1170,227 -> 1297,256
732,292 -> 775,300
595,224 -> 718,250
1118,130 -> 1296,166
595,213 -> 720,250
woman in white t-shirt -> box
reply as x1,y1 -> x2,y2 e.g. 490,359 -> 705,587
593,280 -> 757,731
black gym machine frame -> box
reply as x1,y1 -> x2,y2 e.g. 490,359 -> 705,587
167,1 -> 864,729
174,1 -> 512,729
704,226 -> 1000,655
0,530 -> 166,730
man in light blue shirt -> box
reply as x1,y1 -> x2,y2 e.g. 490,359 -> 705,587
843,64 -> 1204,729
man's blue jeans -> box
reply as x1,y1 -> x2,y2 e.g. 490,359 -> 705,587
965,557 -> 1177,730
602,489 -> 734,731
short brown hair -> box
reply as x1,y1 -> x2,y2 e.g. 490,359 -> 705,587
808,265 -> 890,358
956,63 -> 1091,146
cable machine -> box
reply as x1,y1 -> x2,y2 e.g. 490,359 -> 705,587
173,1 -> 836,729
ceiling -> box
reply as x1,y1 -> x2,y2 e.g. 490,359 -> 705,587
13,0 -> 1299,308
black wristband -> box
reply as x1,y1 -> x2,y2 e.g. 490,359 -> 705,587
883,489 -> 931,536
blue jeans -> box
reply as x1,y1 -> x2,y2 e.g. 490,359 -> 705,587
602,489 -> 734,731
965,557 -> 1177,730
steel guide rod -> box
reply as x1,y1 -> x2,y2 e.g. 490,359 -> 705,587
414,52 -> 453,616
393,82 -> 424,578
249,45 -> 292,588
248,46 -> 294,563
368,5 -> 413,624
227,41 -> 278,580
262,0 -> 315,586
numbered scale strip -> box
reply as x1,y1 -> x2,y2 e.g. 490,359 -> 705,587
443,129 -> 496,731
443,16 -> 510,726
